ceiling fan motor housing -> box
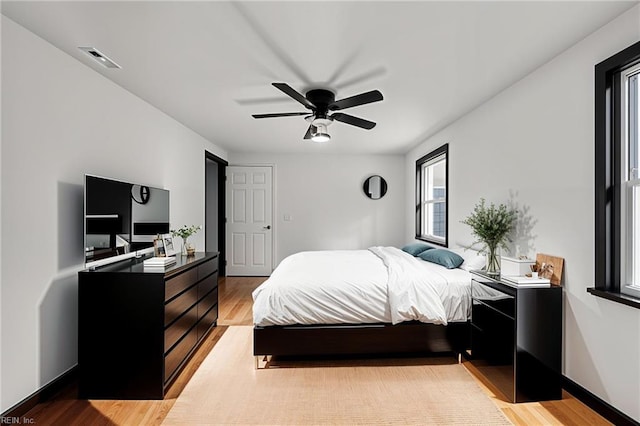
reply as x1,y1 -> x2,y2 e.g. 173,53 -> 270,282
305,89 -> 335,114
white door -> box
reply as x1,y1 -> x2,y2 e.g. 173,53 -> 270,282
226,166 -> 273,276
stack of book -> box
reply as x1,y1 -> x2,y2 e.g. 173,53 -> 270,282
143,256 -> 176,271
501,275 -> 551,288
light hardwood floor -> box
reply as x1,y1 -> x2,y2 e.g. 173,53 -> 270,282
21,276 -> 610,425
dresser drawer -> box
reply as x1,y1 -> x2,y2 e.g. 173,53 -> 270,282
197,274 -> 218,300
198,256 -> 218,281
471,280 -> 515,319
197,304 -> 218,341
165,285 -> 198,327
472,298 -> 513,333
198,288 -> 218,320
164,304 -> 198,352
165,268 -> 198,301
164,326 -> 197,383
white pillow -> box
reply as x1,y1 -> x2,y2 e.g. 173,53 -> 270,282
450,248 -> 486,271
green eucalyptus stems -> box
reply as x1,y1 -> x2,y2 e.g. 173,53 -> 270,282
461,198 -> 517,274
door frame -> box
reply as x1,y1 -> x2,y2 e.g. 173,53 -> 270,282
228,163 -> 276,274
205,151 -> 229,276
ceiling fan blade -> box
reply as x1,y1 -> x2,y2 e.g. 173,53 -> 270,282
252,112 -> 309,119
329,90 -> 383,111
331,113 -> 376,130
272,83 -> 315,110
303,124 -> 317,139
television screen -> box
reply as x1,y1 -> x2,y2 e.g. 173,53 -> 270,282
84,175 -> 170,267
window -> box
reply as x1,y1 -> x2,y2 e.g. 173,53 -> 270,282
416,144 -> 448,246
592,40 -> 640,307
621,64 -> 640,298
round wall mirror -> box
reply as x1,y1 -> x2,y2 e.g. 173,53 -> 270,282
363,175 -> 388,200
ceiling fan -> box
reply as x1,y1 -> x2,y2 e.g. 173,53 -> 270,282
252,83 -> 383,142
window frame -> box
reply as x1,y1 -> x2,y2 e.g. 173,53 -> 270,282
620,65 -> 640,298
591,40 -> 640,308
415,143 -> 448,247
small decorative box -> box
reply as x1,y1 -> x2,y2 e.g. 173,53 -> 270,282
501,256 -> 536,276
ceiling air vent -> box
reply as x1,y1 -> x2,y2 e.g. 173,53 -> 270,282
78,47 -> 121,69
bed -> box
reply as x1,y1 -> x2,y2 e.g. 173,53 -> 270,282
253,245 -> 483,361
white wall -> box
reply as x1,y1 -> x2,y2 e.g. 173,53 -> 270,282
0,16 -> 227,412
405,5 -> 640,421
229,152 -> 405,265
0,15 -> 3,410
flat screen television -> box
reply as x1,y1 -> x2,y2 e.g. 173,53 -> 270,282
84,174 -> 170,268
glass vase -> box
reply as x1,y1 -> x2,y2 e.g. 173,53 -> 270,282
486,244 -> 500,276
181,237 -> 195,256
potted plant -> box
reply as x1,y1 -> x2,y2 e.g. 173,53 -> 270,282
461,198 -> 517,275
171,225 -> 202,256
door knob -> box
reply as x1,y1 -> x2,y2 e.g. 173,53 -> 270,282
263,225 -> 271,230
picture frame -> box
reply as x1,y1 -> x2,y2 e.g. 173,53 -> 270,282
161,233 -> 176,256
153,237 -> 166,257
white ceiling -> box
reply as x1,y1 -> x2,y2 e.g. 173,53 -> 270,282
2,1 -> 637,154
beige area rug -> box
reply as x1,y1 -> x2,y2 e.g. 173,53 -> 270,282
163,326 -> 512,425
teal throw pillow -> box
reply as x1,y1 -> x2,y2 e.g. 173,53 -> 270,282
401,243 -> 434,256
418,248 -> 464,269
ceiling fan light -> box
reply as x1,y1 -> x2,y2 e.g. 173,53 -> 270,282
311,124 -> 331,143
311,132 -> 331,143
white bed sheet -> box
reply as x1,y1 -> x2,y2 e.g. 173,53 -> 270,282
252,247 -> 471,327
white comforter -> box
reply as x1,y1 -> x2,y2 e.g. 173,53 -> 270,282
252,246 -> 471,327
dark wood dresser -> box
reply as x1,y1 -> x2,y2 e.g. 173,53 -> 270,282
78,252 -> 219,399
469,270 -> 562,403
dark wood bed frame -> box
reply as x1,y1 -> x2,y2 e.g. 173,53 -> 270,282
254,321 -> 470,358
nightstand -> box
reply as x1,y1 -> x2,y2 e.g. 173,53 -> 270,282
469,270 -> 562,402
